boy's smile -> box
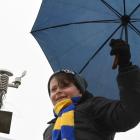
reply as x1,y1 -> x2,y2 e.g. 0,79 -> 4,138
50,77 -> 82,105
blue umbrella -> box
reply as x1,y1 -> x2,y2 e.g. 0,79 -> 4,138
31,0 -> 140,99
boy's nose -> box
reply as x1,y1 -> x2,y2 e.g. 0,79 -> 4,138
55,87 -> 64,96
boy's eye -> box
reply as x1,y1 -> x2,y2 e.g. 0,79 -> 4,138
51,86 -> 57,92
59,82 -> 71,88
50,81 -> 73,93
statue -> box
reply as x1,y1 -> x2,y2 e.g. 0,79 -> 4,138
0,70 -> 26,134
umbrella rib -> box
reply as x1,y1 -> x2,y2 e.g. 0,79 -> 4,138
128,23 -> 140,37
123,0 -> 126,15
124,26 -> 128,42
79,25 -> 122,74
100,0 -> 122,18
120,26 -> 125,39
31,20 -> 120,32
129,4 -> 140,17
131,18 -> 140,22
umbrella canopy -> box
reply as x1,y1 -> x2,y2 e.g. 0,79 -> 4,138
31,0 -> 140,99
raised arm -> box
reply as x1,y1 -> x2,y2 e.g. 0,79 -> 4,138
109,39 -> 140,120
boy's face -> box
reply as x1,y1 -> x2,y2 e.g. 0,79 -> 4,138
49,77 -> 82,105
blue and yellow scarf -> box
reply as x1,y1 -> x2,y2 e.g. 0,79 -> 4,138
52,97 -> 80,140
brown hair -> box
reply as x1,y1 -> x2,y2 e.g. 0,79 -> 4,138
48,72 -> 81,95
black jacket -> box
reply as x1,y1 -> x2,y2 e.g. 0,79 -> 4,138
44,65 -> 140,140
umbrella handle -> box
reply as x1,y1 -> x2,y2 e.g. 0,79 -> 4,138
112,54 -> 119,69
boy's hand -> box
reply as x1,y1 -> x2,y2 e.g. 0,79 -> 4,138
109,39 -> 131,68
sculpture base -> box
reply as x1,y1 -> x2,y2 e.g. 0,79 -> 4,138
0,110 -> 12,134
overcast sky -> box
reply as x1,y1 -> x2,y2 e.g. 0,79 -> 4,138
0,0 -> 140,140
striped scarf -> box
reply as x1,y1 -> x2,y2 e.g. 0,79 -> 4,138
52,97 -> 80,140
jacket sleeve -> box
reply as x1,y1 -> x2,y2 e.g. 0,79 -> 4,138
106,65 -> 140,132
87,96 -> 139,132
117,65 -> 140,120
85,65 -> 140,132
43,124 -> 54,140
